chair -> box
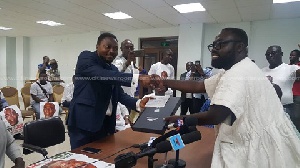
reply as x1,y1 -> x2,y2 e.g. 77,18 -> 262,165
52,85 -> 64,103
1,86 -> 35,120
53,85 -> 69,117
22,116 -> 65,157
24,82 -> 32,88
20,86 -> 36,120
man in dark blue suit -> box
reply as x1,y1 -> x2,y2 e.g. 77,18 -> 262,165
66,33 -> 151,149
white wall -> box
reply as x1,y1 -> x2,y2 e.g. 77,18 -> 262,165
0,37 -> 7,87
28,31 -> 101,82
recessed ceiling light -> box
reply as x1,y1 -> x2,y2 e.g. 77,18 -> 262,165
273,0 -> 300,3
103,12 -> 132,19
36,20 -> 64,26
173,3 -> 206,13
0,26 -> 12,30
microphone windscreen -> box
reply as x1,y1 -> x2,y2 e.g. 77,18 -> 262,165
183,131 -> 201,144
156,141 -> 172,153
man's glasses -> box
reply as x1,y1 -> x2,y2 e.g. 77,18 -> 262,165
124,46 -> 134,50
265,51 -> 279,57
207,40 -> 242,52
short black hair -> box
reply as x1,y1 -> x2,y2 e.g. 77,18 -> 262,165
97,32 -> 118,45
291,49 -> 300,57
43,56 -> 49,60
223,28 -> 248,47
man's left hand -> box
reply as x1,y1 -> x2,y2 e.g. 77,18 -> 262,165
139,97 -> 153,111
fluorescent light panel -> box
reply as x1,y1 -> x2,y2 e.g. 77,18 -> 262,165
36,20 -> 64,26
0,26 -> 12,30
103,12 -> 132,19
273,0 -> 300,3
173,3 -> 206,13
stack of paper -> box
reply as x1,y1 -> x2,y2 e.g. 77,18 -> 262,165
144,94 -> 170,108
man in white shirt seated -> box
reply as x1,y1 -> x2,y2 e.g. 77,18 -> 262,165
61,75 -> 75,108
148,49 -> 175,95
30,73 -> 54,119
261,45 -> 300,126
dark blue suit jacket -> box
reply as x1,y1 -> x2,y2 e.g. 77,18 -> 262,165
66,51 -> 138,133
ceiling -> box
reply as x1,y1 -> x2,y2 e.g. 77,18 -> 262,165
0,0 -> 300,37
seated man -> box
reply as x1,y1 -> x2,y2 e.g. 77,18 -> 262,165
61,75 -> 74,108
30,73 -> 54,119
0,101 -> 25,168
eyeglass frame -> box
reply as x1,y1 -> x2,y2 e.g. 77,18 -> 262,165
265,51 -> 282,57
207,40 -> 242,52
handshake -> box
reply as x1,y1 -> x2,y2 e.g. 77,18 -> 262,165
138,74 -> 167,95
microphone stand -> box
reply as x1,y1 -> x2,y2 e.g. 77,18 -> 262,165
155,152 -> 174,168
148,154 -> 158,168
168,150 -> 186,168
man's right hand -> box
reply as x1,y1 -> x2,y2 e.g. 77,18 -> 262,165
164,115 -> 184,124
139,74 -> 162,88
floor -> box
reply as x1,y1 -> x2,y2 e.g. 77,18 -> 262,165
4,114 -> 71,167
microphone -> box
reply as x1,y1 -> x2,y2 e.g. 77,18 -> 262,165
22,143 -> 48,157
115,131 -> 201,168
150,116 -> 198,147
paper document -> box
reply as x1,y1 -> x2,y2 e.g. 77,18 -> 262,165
145,95 -> 170,107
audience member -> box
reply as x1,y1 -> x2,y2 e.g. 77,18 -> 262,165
112,39 -> 135,72
148,49 -> 175,95
180,62 -> 194,115
191,60 -> 212,113
0,101 -> 25,168
290,49 -> 300,130
261,45 -> 300,129
36,56 -> 50,78
154,28 -> 300,167
66,33 -> 152,149
61,75 -> 75,108
47,59 -> 62,86
115,103 -> 130,131
30,73 -> 54,119
113,40 -> 139,122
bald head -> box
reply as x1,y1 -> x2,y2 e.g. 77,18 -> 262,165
120,39 -> 134,59
265,45 -> 283,69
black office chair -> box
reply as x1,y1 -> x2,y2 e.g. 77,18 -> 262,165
22,116 -> 65,158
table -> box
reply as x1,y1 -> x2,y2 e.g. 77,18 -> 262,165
72,126 -> 216,168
